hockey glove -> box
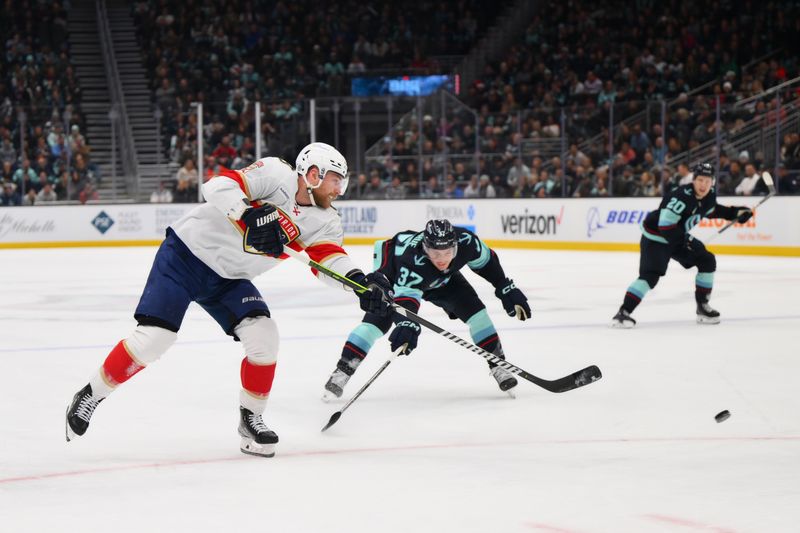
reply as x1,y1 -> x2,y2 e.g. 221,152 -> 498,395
684,235 -> 706,254
733,207 -> 753,223
495,278 -> 531,321
350,271 -> 394,316
389,320 -> 422,355
241,204 -> 285,257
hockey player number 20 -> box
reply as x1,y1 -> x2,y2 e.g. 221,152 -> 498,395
667,197 -> 686,214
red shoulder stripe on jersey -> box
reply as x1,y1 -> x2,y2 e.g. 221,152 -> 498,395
306,243 -> 347,264
214,168 -> 253,200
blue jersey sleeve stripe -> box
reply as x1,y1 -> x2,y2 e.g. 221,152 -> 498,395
467,239 -> 491,269
394,286 -> 423,302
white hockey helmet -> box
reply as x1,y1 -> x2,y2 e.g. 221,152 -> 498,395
295,142 -> 349,195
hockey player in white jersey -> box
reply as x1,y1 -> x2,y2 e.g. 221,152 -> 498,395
65,142 -> 393,457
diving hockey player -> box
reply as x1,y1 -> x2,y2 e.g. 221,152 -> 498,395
323,219 -> 531,400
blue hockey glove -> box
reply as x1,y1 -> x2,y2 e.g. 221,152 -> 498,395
389,320 -> 422,355
495,278 -> 531,321
684,235 -> 706,254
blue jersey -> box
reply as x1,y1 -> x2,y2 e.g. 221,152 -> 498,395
373,227 -> 504,308
641,185 -> 737,246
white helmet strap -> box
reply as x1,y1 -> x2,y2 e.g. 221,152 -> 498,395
301,167 -> 324,207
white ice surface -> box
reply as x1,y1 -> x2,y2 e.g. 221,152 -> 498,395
1,245 -> 799,532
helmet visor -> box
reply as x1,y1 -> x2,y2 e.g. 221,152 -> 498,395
323,170 -> 349,196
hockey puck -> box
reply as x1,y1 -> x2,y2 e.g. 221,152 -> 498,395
714,410 -> 731,423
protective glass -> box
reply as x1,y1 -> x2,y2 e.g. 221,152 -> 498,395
324,171 -> 349,196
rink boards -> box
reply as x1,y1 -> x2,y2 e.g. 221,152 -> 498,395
1,197 -> 798,256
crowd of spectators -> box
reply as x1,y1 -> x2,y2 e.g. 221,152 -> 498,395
4,1 -> 798,206
358,0 -> 800,199
0,1 -> 100,207
131,0 -> 502,202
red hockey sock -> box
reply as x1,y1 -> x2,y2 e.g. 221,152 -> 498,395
240,357 -> 276,397
102,340 -> 145,386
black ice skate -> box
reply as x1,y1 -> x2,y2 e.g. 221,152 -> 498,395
238,407 -> 279,457
66,384 -> 103,442
490,365 -> 518,397
696,301 -> 721,324
611,307 -> 636,328
322,369 -> 351,402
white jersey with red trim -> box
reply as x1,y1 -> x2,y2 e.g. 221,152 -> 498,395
170,157 -> 358,284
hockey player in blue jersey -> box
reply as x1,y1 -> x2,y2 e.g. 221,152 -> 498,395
612,162 -> 753,327
323,219 -> 531,399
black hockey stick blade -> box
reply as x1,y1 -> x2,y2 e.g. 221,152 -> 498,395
526,364 -> 602,393
321,411 -> 343,432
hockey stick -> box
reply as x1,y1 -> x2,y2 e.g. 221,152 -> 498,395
321,347 -> 404,432
706,171 -> 776,243
283,247 -> 602,393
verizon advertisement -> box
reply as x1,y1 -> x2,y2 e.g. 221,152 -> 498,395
1,197 -> 798,256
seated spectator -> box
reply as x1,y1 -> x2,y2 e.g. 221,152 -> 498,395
72,153 -> 101,184
506,156 -> 531,190
674,163 -> 693,186
735,164 -> 764,196
346,173 -> 368,199
54,171 -> 70,201
69,170 -> 88,201
22,187 -> 38,206
477,174 -> 496,198
69,125 -> 89,157
362,172 -> 386,200
406,176 -> 421,198
533,170 -> 558,197
631,171 -> 659,197
0,138 -> 16,163
79,180 -> 99,204
442,175 -> 463,199
13,159 -> 37,191
421,175 -> 442,199
1,182 -> 21,206
385,176 -> 407,199
36,182 -> 58,204
175,158 -> 199,188
463,174 -> 480,198
150,181 -> 174,203
2,161 -> 15,184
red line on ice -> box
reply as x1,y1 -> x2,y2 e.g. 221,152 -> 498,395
2,435 -> 800,485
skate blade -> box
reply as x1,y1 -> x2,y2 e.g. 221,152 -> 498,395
321,390 -> 342,403
611,320 -> 635,329
504,388 -> 517,399
696,315 -> 721,325
65,407 -> 76,442
240,438 -> 276,458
